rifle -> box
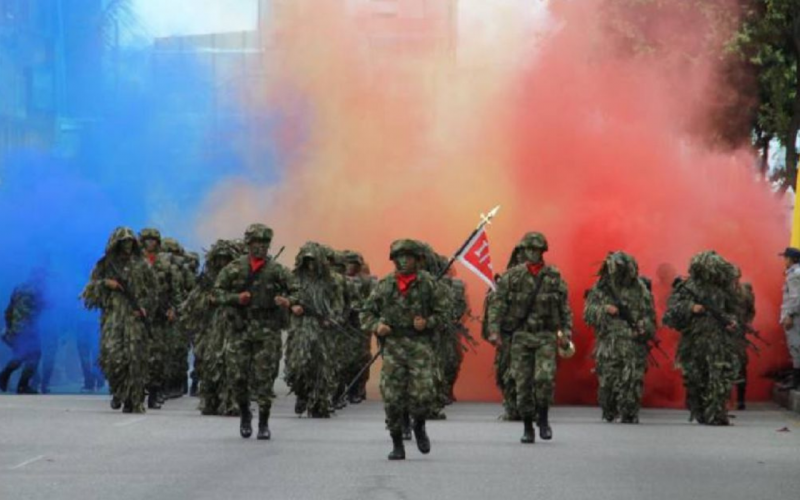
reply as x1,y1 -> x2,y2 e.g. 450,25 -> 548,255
603,283 -> 668,364
677,281 -> 762,350
107,260 -> 154,339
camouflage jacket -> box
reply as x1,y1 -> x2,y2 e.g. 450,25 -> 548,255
360,270 -> 448,336
179,271 -> 218,335
3,284 -> 43,345
82,253 -> 158,320
663,278 -> 738,338
487,264 -> 573,335
144,251 -> 186,321
584,278 -> 656,342
213,255 -> 295,326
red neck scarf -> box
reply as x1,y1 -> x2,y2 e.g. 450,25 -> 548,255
396,273 -> 417,296
250,256 -> 266,274
527,262 -> 545,276
147,253 -> 156,265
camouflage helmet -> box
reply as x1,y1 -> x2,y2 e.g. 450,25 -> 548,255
688,250 -> 735,284
244,223 -> 273,244
389,239 -> 422,260
162,237 -> 185,256
105,226 -> 140,254
206,239 -> 240,261
599,251 -> 639,281
139,227 -> 162,243
516,232 -> 549,252
342,250 -> 364,266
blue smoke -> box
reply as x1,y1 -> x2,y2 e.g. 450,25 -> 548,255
0,35 -> 281,392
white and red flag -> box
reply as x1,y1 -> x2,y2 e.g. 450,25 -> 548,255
457,226 -> 496,290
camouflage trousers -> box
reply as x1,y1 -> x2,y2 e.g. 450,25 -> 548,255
511,330 -> 557,418
226,322 -> 282,413
98,314 -> 148,412
335,328 -> 371,399
165,326 -> 190,390
434,328 -> 463,405
380,335 -> 436,433
284,320 -> 336,415
494,333 -> 517,416
147,322 -> 168,391
679,337 -> 739,425
196,329 -> 237,415
594,337 -> 647,421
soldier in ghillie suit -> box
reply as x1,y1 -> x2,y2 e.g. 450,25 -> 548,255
284,242 -> 345,418
664,251 -> 741,426
361,239 -> 448,460
1,271 -> 46,394
583,251 -> 656,424
213,224 -> 294,440
160,237 -> 192,398
180,239 -> 241,415
82,227 -> 158,413
487,232 -> 573,444
341,250 -> 375,404
732,268 -> 755,410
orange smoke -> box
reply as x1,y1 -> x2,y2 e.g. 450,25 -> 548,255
197,0 -> 791,406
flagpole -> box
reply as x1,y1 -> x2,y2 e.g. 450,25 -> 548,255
437,205 -> 500,279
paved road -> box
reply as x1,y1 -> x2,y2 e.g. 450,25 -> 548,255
0,395 -> 798,500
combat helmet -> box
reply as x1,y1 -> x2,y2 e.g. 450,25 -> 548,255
139,228 -> 162,243
509,231 -> 548,268
244,223 -> 273,244
105,226 -> 140,254
389,239 -> 422,260
162,237 -> 185,256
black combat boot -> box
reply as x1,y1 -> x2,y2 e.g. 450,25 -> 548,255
239,403 -> 252,439
122,400 -> 134,413
294,398 -> 307,416
110,396 -> 122,410
388,431 -> 406,460
257,407 -> 271,440
537,407 -> 553,440
0,361 -> 21,392
413,419 -> 431,454
17,366 -> 38,394
736,382 -> 746,410
401,412 -> 412,441
147,387 -> 162,410
521,417 -> 535,444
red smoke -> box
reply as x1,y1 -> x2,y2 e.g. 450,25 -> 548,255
198,0 -> 792,407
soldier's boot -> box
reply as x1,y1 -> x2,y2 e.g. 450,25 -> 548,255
239,403 -> 252,439
537,407 -> 553,440
110,396 -> 122,410
388,431 -> 406,461
257,408 -> 271,440
16,366 -> 38,394
122,400 -> 134,413
0,361 -> 21,392
521,417 -> 535,444
413,419 -> 431,454
736,382 -> 746,410
401,412 -> 412,441
147,387 -> 162,410
294,398 -> 307,416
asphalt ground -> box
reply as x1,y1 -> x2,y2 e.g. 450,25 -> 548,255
1,395 -> 798,500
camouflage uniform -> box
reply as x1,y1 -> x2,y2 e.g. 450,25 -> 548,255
663,251 -> 741,426
341,250 -> 376,403
284,242 -> 345,417
213,224 -> 294,439
160,237 -> 192,397
487,232 -> 573,443
321,247 -> 354,408
440,270 -> 469,405
180,239 -> 240,415
82,227 -> 158,413
361,239 -> 447,460
482,287 -> 518,420
583,252 -> 656,424
0,275 -> 45,394
733,274 -> 755,410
